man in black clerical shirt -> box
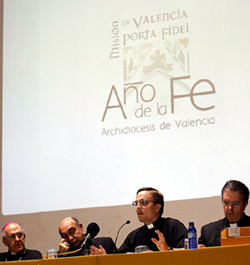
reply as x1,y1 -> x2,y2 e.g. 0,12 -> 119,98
0,222 -> 42,262
90,187 -> 187,254
58,217 -> 116,257
198,180 -> 250,247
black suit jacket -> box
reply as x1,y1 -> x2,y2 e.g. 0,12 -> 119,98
198,218 -> 226,247
92,237 -> 117,254
198,213 -> 250,247
57,237 -> 117,257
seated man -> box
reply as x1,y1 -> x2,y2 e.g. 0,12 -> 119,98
91,187 -> 187,254
58,217 -> 116,257
0,222 -> 42,262
198,180 -> 250,247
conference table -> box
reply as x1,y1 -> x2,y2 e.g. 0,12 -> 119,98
4,244 -> 250,265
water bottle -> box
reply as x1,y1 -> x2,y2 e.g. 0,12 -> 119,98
188,222 -> 197,249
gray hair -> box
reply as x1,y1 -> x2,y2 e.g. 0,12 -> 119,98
221,180 -> 249,205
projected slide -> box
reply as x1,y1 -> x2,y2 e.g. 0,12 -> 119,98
2,0 -> 250,215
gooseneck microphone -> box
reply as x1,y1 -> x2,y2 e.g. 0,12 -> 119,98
115,220 -> 130,245
81,222 -> 100,248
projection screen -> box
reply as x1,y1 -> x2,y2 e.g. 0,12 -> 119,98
2,0 -> 250,215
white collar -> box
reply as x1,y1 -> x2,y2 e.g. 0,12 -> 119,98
147,223 -> 154,229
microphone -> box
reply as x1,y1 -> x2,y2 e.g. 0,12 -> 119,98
86,222 -> 100,238
115,220 -> 130,245
81,222 -> 100,248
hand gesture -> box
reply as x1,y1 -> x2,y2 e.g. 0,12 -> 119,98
151,230 -> 168,251
90,245 -> 107,255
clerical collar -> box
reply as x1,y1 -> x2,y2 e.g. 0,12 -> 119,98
9,248 -> 25,256
226,212 -> 247,227
147,223 -> 154,229
6,248 -> 26,261
146,217 -> 162,229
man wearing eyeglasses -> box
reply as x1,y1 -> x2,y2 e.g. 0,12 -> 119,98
198,180 -> 250,247
0,222 -> 42,261
91,187 -> 187,254
58,217 -> 116,257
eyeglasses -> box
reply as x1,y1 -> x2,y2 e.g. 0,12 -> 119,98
7,232 -> 24,241
223,200 -> 241,208
132,200 -> 156,206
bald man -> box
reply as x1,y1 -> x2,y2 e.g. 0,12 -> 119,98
58,217 -> 116,257
0,222 -> 42,262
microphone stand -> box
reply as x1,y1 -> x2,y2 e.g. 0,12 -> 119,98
81,233 -> 91,248
115,221 -> 130,246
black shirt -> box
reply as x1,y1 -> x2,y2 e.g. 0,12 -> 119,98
0,248 -> 42,262
117,217 -> 188,253
57,237 -> 117,257
198,212 -> 250,247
